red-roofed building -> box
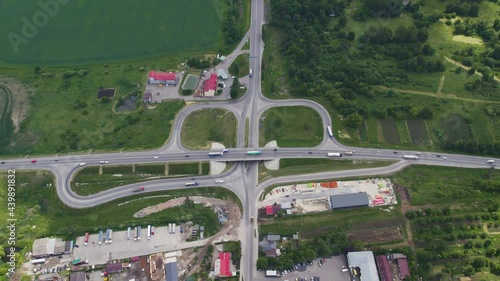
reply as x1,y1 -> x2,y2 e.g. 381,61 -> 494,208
376,255 -> 392,281
265,205 -> 282,216
219,252 -> 232,277
203,73 -> 218,96
148,71 -> 179,85
397,258 -> 410,279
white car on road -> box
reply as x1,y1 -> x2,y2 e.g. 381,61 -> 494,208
215,179 -> 225,184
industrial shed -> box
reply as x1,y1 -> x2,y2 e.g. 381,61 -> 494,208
32,237 -> 72,258
165,262 -> 178,281
330,192 -> 369,209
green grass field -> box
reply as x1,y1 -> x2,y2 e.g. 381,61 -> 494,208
392,165 -> 499,205
259,106 -> 323,147
0,59 -> 187,156
228,54 -> 250,78
72,162 -> 208,195
0,0 -> 224,65
261,26 -> 290,99
181,108 -> 237,149
260,158 -> 397,180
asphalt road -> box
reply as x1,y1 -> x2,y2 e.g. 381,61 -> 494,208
0,0 -> 499,279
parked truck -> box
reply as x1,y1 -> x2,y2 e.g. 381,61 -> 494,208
108,229 -> 113,244
169,223 -> 173,234
134,227 -> 138,241
172,223 -> 176,234
137,226 -> 141,240
147,225 -> 151,240
127,227 -> 131,240
105,229 -> 110,244
98,230 -> 103,245
403,155 -> 419,160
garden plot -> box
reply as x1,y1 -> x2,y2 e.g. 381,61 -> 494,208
381,119 -> 400,144
406,119 -> 430,145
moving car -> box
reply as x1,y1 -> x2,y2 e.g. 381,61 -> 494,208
31,160 -> 37,163
99,161 -> 110,164
215,179 -> 225,184
133,186 -> 145,192
79,163 -> 86,166
153,156 -> 159,159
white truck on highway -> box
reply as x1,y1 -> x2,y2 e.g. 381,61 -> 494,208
249,69 -> 253,78
487,160 -> 495,164
403,155 -> 419,160
327,152 -> 342,157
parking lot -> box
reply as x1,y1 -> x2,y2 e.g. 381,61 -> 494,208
257,255 -> 351,281
73,225 -> 196,265
144,83 -> 181,103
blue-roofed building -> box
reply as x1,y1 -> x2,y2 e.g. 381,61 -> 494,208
165,262 -> 178,281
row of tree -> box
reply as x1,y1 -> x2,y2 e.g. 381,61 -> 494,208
257,228 -> 360,271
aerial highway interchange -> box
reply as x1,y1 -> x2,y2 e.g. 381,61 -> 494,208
0,0 -> 498,280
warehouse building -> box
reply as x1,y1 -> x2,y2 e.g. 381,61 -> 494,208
32,237 -> 73,258
330,192 -> 369,210
375,255 -> 392,281
148,71 -> 179,85
347,251 -> 380,281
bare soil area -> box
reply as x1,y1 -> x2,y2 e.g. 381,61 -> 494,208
0,76 -> 34,133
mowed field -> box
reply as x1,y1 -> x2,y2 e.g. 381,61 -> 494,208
0,0 -> 223,65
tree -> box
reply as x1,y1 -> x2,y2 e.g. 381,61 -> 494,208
345,112 -> 363,128
472,257 -> 488,271
230,78 -> 240,99
256,257 -> 268,270
338,16 -> 347,27
347,31 -> 355,41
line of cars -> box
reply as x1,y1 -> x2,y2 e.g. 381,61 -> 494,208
33,265 -> 68,274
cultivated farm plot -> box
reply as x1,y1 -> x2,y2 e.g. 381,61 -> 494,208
406,119 -> 430,146
182,74 -> 199,90
347,226 -> 404,245
381,119 -> 400,145
441,114 -> 471,141
0,0 -> 222,65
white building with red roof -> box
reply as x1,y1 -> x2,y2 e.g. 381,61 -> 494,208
148,71 -> 179,86
214,252 -> 232,277
203,73 -> 218,96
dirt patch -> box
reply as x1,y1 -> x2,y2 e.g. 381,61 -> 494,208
452,35 -> 483,45
0,76 -> 34,133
